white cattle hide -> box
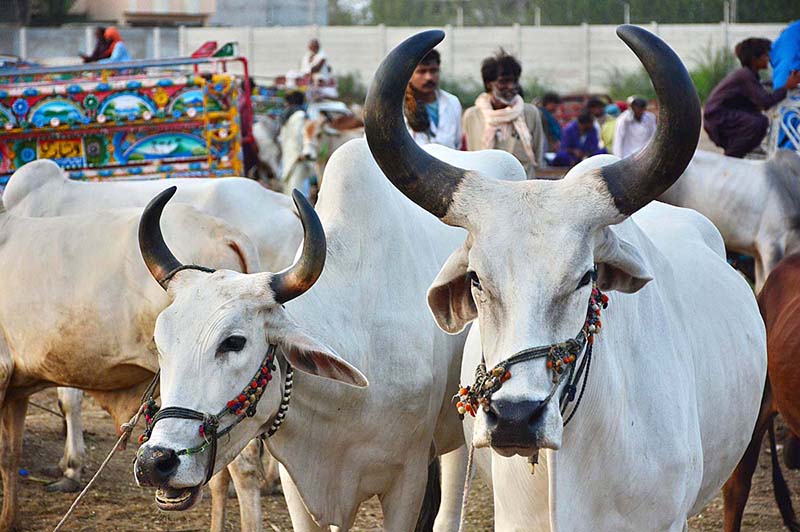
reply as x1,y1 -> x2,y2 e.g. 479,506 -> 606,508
659,148 -> 800,292
4,160 -> 302,271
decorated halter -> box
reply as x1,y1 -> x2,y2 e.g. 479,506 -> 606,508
139,344 -> 294,485
455,272 -> 609,430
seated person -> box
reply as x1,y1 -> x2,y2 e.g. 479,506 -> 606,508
551,109 -> 605,167
704,37 -> 800,158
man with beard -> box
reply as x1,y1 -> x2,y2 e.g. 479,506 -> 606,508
404,49 -> 463,149
462,49 -> 544,178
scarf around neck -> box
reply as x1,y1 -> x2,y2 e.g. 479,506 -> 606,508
475,92 -> 535,166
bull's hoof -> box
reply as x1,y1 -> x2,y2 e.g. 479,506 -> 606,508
45,476 -> 81,493
41,465 -> 64,478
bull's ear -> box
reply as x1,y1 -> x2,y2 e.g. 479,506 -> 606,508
594,227 -> 653,293
276,326 -> 368,388
427,241 -> 477,334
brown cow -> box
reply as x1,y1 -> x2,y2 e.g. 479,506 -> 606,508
723,252 -> 800,532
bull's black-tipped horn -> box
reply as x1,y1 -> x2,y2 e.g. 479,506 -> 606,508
139,187 -> 184,290
599,25 -> 701,217
364,30 -> 468,221
269,190 -> 326,304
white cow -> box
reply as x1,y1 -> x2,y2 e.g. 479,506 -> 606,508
0,201 -> 259,532
3,162 -> 302,271
363,28 -> 766,531
659,148 -> 800,292
3,161 -> 300,530
132,139 -> 530,531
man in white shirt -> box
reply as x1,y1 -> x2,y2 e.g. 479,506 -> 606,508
404,49 -> 463,149
612,96 -> 657,158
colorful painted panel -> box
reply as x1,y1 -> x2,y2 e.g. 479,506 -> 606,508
98,93 -> 156,122
169,88 -> 222,114
29,98 -> 86,127
0,105 -> 15,128
114,131 -> 206,164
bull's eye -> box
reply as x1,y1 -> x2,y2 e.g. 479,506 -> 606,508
218,335 -> 247,355
577,270 -> 593,289
468,271 -> 482,291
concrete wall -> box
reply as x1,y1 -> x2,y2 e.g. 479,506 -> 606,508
4,22 -> 787,93
210,0 -> 328,27
183,22 -> 786,92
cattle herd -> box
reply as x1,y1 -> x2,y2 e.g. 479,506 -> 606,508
3,24 -> 800,532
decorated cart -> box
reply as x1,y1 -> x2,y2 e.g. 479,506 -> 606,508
0,49 -> 253,186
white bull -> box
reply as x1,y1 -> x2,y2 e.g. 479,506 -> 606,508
132,138 -> 528,530
0,201 -> 259,532
659,148 -> 800,292
3,161 -> 301,530
364,28 -> 766,531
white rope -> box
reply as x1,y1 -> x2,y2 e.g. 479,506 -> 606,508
457,443 -> 476,532
51,403 -> 146,532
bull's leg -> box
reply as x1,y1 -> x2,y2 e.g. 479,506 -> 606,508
434,445 -> 467,532
228,438 -> 264,532
45,387 -> 84,492
280,465 -> 326,532
379,457 -> 430,532
0,397 -> 28,532
209,467 -> 232,532
722,380 -> 775,532
262,444 -> 282,494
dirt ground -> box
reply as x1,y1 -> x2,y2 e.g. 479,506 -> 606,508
3,388 -> 797,532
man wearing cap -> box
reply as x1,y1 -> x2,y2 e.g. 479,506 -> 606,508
612,96 -> 656,158
600,103 -> 621,151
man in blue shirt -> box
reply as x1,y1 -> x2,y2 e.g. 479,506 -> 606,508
551,109 -> 605,166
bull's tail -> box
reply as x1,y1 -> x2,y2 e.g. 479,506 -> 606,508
769,418 -> 800,532
414,458 -> 442,532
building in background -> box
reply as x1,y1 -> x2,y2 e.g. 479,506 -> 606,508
210,0 -> 328,26
70,0 -> 216,26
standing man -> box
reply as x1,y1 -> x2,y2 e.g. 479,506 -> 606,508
612,96 -> 657,158
462,49 -> 545,178
404,49 -> 463,149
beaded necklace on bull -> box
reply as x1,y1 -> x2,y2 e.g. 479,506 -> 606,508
455,269 -> 609,474
138,344 -> 294,485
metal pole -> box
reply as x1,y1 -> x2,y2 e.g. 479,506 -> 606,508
457,3 -> 463,27
730,0 -> 737,23
85,26 -> 93,57
153,27 -> 161,59
623,3 -> 630,24
534,5 -> 541,26
723,0 -> 730,24
19,26 -> 26,60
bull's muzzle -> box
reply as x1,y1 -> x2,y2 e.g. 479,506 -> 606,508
135,445 -> 180,487
486,398 -> 548,450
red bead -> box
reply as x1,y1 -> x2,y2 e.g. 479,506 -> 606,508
260,378 -> 267,386
227,400 -> 236,409
266,373 -> 273,381
238,394 -> 246,402
261,367 -> 269,375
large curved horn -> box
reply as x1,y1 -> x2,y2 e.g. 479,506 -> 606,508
269,190 -> 326,304
139,187 -> 183,290
364,30 -> 468,221
599,25 -> 701,216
